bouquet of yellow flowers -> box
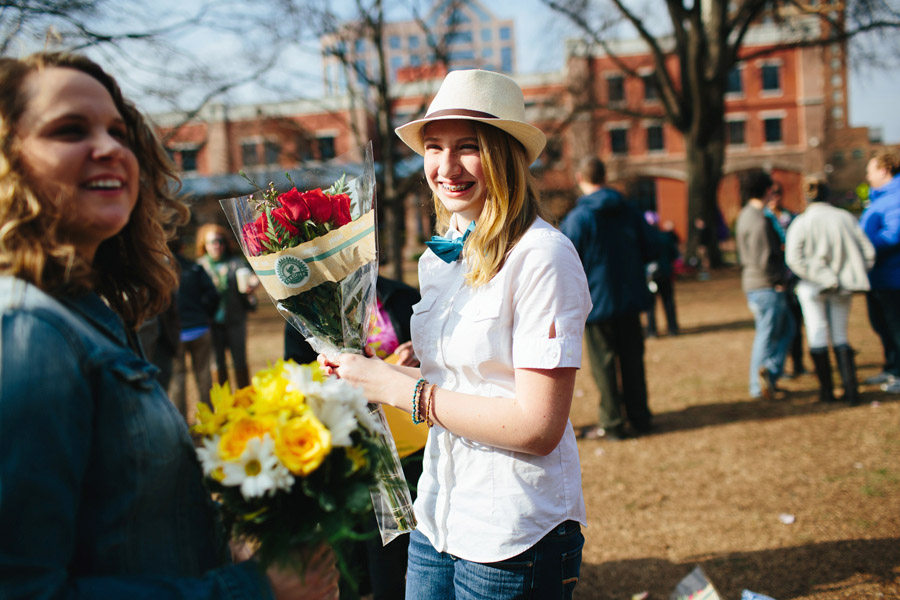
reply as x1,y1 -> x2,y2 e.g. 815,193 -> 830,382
193,359 -> 393,570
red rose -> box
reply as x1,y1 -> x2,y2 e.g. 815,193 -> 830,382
302,188 -> 332,224
271,206 -> 300,236
277,187 -> 310,223
242,213 -> 268,256
331,193 -> 352,227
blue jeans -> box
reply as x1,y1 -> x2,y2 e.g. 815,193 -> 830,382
746,288 -> 795,397
406,522 -> 584,600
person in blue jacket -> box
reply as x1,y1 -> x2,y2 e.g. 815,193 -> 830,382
860,150 -> 900,394
0,52 -> 337,599
560,157 -> 657,440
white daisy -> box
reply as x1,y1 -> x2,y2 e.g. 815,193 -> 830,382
196,435 -> 224,477
221,434 -> 294,499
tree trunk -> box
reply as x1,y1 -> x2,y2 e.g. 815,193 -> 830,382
683,125 -> 726,269
369,0 -> 405,282
378,108 -> 405,282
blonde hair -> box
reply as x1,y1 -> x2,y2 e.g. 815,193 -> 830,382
871,149 -> 900,176
195,223 -> 234,258
432,121 -> 546,287
0,52 -> 189,328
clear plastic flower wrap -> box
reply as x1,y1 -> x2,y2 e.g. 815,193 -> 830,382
219,141 -> 415,544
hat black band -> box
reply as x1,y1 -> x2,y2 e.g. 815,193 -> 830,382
424,108 -> 499,120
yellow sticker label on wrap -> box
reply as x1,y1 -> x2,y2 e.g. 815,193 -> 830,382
248,209 -> 376,300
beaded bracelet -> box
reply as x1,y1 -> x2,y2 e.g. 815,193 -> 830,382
423,383 -> 436,428
411,378 -> 427,425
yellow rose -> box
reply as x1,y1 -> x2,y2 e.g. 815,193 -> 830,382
219,415 -> 276,461
276,412 -> 332,476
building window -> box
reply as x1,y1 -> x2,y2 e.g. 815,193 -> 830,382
482,48 -> 493,58
408,35 -> 419,49
852,148 -> 865,160
726,120 -> 746,145
832,150 -> 845,165
481,28 -> 492,42
500,26 -> 511,41
501,46 -> 512,73
763,117 -> 782,143
241,142 -> 259,167
726,67 -> 743,94
642,74 -> 657,101
390,56 -> 403,78
646,124 -> 664,151
410,54 -> 421,66
610,128 -> 628,154
761,64 -> 781,92
389,35 -> 400,49
180,148 -> 198,172
449,49 -> 476,62
447,31 -> 473,45
607,75 -> 624,103
264,141 -> 280,166
318,136 -> 336,160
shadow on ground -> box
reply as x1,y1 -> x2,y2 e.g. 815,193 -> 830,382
579,537 -> 900,599
678,318 -> 755,336
648,385 -> 897,437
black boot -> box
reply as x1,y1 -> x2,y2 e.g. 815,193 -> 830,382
810,348 -> 835,403
834,344 -> 860,406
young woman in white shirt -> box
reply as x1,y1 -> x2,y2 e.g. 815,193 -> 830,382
321,69 -> 591,600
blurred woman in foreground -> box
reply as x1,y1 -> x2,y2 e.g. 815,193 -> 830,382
0,51 -> 336,599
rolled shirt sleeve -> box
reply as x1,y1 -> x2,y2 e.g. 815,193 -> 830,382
509,227 -> 592,369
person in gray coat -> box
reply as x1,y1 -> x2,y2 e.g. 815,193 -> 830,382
785,176 -> 875,404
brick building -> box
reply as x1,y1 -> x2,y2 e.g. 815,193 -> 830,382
152,5 -> 887,246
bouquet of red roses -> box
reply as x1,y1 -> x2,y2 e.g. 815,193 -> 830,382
219,142 -> 415,544
230,165 -> 376,355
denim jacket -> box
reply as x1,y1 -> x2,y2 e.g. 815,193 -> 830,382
0,276 -> 273,599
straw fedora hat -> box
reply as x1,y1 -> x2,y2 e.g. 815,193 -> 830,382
395,69 -> 547,164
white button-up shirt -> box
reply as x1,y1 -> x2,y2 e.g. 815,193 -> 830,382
410,216 -> 591,562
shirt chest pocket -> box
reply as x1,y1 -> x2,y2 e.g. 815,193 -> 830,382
445,295 -> 506,365
95,352 -> 186,464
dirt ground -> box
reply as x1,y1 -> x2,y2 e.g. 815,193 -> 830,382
236,266 -> 899,600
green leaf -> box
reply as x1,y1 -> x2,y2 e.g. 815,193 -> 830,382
325,173 -> 348,196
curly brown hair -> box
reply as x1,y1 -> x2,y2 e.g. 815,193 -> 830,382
0,52 -> 189,328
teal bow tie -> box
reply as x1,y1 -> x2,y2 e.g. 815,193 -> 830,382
425,222 -> 475,263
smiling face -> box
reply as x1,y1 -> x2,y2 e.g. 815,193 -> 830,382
15,66 -> 139,261
423,119 -> 486,226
